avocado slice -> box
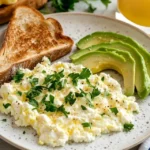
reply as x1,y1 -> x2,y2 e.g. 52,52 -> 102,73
73,48 -> 135,96
76,32 -> 150,77
71,42 -> 150,98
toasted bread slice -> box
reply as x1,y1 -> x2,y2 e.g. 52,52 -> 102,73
0,6 -> 73,85
0,0 -> 48,24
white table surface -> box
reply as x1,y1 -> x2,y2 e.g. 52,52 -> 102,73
0,0 -> 149,149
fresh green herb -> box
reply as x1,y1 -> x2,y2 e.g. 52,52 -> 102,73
29,75 -> 33,79
90,87 -> 101,99
44,70 -> 64,91
65,92 -> 76,106
68,73 -> 80,85
81,105 -> 87,110
124,123 -> 134,132
110,107 -> 118,115
42,70 -> 46,74
133,111 -> 138,114
45,102 -> 57,112
57,79 -> 67,90
75,90 -> 85,97
3,103 -> 11,109
87,3 -> 96,13
101,113 -> 105,116
51,0 -> 79,12
49,94 -> 54,103
13,70 -> 24,83
69,68 -> 91,85
41,94 -> 48,103
42,94 -> 57,112
17,91 -> 22,96
86,93 -> 94,108
80,68 -> 91,79
30,78 -> 39,86
101,76 -> 105,81
82,122 -> 91,128
86,78 -> 93,87
101,0 -> 111,8
26,86 -> 44,99
23,131 -> 26,134
41,0 -> 111,14
57,105 -> 70,117
2,119 -> 7,122
29,99 -> 39,108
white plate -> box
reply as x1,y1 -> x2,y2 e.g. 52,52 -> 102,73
0,13 -> 150,150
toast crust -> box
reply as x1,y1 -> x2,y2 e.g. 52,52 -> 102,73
0,0 -> 48,24
0,6 -> 74,85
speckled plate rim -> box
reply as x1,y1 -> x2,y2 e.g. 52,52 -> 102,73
0,12 -> 150,150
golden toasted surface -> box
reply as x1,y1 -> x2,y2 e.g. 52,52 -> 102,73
0,6 -> 73,84
0,0 -> 48,24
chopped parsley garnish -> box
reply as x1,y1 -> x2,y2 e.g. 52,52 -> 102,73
133,111 -> 138,114
81,105 -> 87,110
101,113 -> 105,116
3,103 -> 11,109
69,68 -> 91,85
82,122 -> 92,128
2,119 -> 7,122
42,70 -> 46,73
23,131 -> 26,134
124,123 -> 134,132
75,89 -> 86,97
42,95 -> 69,117
42,94 -> 57,112
26,86 -> 44,99
68,73 -> 80,85
45,103 -> 57,112
13,70 -> 24,83
80,68 -> 91,79
57,79 -> 67,90
30,78 -> 39,86
101,76 -> 105,81
86,93 -> 94,108
29,99 -> 39,108
44,70 -> 65,91
110,107 -> 118,115
87,3 -> 96,13
57,105 -> 70,117
90,87 -> 101,99
65,92 -> 76,106
17,91 -> 22,96
76,89 -> 93,108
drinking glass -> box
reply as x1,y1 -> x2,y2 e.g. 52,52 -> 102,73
118,0 -> 150,27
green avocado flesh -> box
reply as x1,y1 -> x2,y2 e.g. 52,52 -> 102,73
71,42 -> 150,99
76,32 -> 150,78
73,48 -> 135,96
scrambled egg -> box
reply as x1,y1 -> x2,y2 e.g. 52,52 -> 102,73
0,57 -> 139,147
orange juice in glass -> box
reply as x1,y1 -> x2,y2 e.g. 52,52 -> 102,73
118,0 -> 150,26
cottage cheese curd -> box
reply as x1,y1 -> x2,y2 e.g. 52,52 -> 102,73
0,57 -> 139,147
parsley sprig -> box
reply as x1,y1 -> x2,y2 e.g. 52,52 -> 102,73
3,103 -> 11,109
44,70 -> 66,91
13,70 -> 24,83
124,123 -> 134,132
82,122 -> 92,128
69,68 -> 91,85
42,95 -> 70,117
40,0 -> 111,14
65,92 -> 76,106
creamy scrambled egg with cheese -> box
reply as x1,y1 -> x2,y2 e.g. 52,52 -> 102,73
0,57 -> 139,147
